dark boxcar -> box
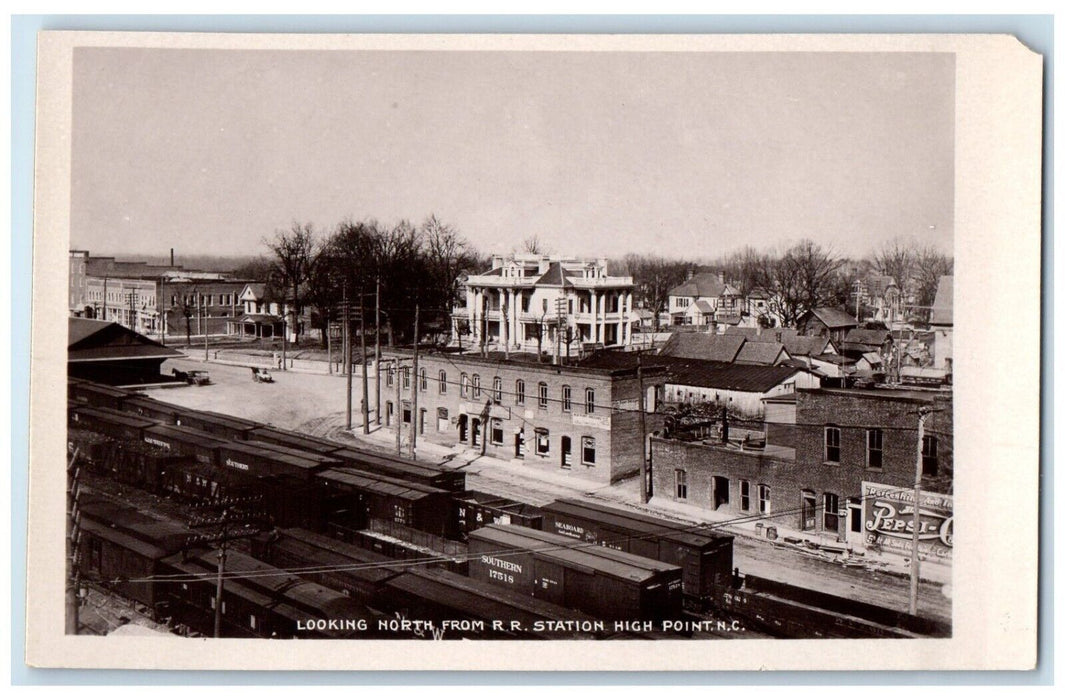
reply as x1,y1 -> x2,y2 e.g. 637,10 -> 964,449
251,527 -> 401,601
172,408 -> 263,441
329,447 -> 465,492
142,424 -> 229,465
245,426 -> 346,455
67,428 -> 113,467
316,467 -> 454,537
453,491 -> 544,540
467,524 -> 683,622
539,498 -> 734,607
217,442 -> 327,481
68,405 -> 157,442
108,441 -> 184,492
68,379 -> 131,410
381,567 -> 608,640
237,440 -> 344,471
119,395 -> 182,423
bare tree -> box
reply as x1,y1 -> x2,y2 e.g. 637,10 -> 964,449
753,240 -> 841,327
265,222 -> 317,344
422,214 -> 480,313
521,234 -> 549,255
873,237 -> 917,302
622,254 -> 690,331
913,245 -> 954,322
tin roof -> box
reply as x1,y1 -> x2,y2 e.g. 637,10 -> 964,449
659,333 -> 745,362
543,498 -> 732,549
316,468 -> 443,500
734,341 -> 789,365
658,356 -> 814,393
68,318 -> 183,362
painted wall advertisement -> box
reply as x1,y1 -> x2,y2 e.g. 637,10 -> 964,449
862,481 -> 953,563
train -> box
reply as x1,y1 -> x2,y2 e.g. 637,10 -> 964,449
68,377 -> 950,639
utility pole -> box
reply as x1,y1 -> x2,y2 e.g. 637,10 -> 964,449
637,351 -> 649,503
375,278 -> 381,427
202,298 -> 209,362
410,304 -> 419,457
501,299 -> 509,360
361,290 -> 370,435
326,310 -> 333,375
281,307 -> 288,371
395,359 -> 402,456
102,277 -> 108,322
343,284 -> 352,431
910,406 -> 932,615
127,291 -> 138,333
66,448 -> 81,635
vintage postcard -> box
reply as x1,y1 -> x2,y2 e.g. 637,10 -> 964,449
25,31 -> 1042,671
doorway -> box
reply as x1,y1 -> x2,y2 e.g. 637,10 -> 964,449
471,418 -> 482,448
801,491 -> 817,531
711,476 -> 730,510
561,436 -> 572,468
458,414 -> 468,443
515,430 -> 525,459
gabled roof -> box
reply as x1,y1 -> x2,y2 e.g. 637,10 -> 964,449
724,326 -> 833,357
801,307 -> 859,329
691,299 -> 714,313
658,332 -> 744,363
534,262 -> 573,287
68,318 -> 183,362
734,341 -> 790,366
659,356 -> 814,393
931,275 -> 953,326
863,275 -> 898,297
668,272 -> 727,299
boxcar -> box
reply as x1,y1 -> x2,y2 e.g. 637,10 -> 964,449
217,442 -> 329,481
106,440 -> 186,493
329,448 -> 466,492
68,428 -> 114,467
467,523 -> 684,622
382,567 -> 609,640
68,379 -> 131,410
316,467 -> 455,537
237,440 -> 345,472
171,408 -> 263,441
142,424 -> 230,465
539,498 -> 734,609
452,491 -> 544,540
68,405 -> 157,442
119,395 -> 183,424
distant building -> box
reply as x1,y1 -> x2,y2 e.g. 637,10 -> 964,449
68,317 -> 182,385
929,275 -> 953,371
656,358 -> 821,417
454,254 -> 635,356
854,275 -> 902,325
658,331 -> 791,366
795,307 -> 859,346
381,350 -> 668,484
83,276 -> 250,338
667,272 -> 744,327
724,326 -> 838,360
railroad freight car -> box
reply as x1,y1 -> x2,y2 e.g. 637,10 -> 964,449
316,467 -> 455,537
68,379 -> 131,410
217,441 -> 329,481
171,408 -> 263,441
467,524 -> 684,622
452,491 -> 544,541
329,448 -> 466,492
67,428 -> 113,467
118,395 -> 183,423
142,424 -> 230,465
158,549 -> 373,639
68,405 -> 157,442
539,498 -> 733,611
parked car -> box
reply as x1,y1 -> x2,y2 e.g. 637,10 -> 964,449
251,367 -> 274,383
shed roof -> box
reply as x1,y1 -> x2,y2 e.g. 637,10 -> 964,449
659,333 -> 744,363
734,341 -> 789,365
68,318 -> 183,362
659,356 -> 812,393
802,307 -> 859,329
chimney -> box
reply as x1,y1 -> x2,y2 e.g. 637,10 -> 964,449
170,248 -> 175,267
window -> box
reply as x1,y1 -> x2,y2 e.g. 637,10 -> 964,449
561,385 -> 572,412
490,418 -> 504,445
492,377 -> 503,402
675,470 -> 688,500
581,437 -> 596,466
823,492 -> 840,532
740,481 -> 751,511
419,368 -> 427,392
515,379 -> 525,405
460,373 -> 469,397
535,428 -> 550,456
922,436 -> 939,476
825,426 -> 841,463
585,388 -> 595,414
249,614 -> 258,631
472,374 -> 481,398
439,370 -> 447,394
866,429 -> 883,469
538,382 -> 548,409
386,366 -> 395,387
402,367 -> 411,389
757,485 -> 771,515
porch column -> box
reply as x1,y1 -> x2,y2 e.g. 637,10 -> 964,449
591,290 -> 599,344
514,290 -> 523,343
598,291 -> 607,345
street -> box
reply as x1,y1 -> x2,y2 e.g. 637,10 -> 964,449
148,356 -> 952,623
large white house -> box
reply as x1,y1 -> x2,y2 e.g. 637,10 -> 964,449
454,254 -> 635,355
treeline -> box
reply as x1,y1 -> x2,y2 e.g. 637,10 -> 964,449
613,238 -> 953,328
249,216 -> 487,346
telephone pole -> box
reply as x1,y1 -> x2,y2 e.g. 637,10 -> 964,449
395,359 -> 402,456
910,406 -> 932,615
360,289 -> 370,435
342,284 -> 352,431
637,350 -> 649,503
66,448 -> 82,635
374,278 -> 382,427
410,304 -> 419,458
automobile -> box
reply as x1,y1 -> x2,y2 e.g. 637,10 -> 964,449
185,370 -> 211,386
251,367 -> 274,383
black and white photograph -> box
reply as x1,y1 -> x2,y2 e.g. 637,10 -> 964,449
25,31 -> 1042,671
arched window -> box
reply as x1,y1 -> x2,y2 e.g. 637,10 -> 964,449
824,425 -> 841,464
460,373 -> 469,397
537,382 -> 548,409
472,374 -> 481,399
419,368 -> 427,391
561,386 -> 572,412
438,370 -> 447,394
515,379 -> 525,405
585,388 -> 595,414
492,377 -> 503,402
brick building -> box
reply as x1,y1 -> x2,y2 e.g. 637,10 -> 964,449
83,276 -> 250,338
381,350 -> 668,484
650,386 -> 953,548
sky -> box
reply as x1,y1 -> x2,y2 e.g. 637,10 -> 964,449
71,48 -> 954,261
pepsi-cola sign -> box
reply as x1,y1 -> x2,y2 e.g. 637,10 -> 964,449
862,481 -> 953,562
